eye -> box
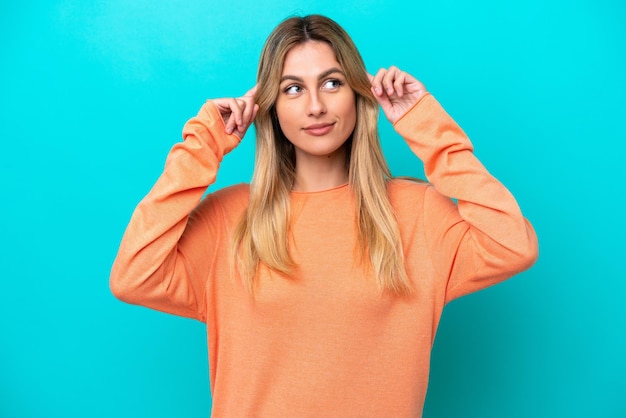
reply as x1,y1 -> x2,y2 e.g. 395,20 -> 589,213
322,78 -> 344,90
283,84 -> 302,95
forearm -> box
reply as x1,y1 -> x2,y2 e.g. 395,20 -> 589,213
110,101 -> 240,319
394,94 -> 538,299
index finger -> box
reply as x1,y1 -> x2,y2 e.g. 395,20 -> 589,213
244,85 -> 258,98
370,68 -> 388,97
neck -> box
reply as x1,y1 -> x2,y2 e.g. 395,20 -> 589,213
292,147 -> 349,192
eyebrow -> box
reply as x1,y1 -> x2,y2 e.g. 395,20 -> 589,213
279,67 -> 345,84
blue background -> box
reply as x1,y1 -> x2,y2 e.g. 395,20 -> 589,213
1,0 -> 625,416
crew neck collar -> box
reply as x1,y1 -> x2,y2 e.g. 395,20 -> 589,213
290,182 -> 349,195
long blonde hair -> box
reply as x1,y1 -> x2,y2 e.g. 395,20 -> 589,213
233,15 -> 411,294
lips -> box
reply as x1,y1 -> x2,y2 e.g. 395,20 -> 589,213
303,122 -> 335,136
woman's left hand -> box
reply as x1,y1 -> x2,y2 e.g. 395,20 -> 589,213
369,67 -> 428,124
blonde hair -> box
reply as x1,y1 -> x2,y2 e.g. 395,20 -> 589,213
232,15 -> 411,294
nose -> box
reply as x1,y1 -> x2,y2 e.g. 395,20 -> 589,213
306,90 -> 327,117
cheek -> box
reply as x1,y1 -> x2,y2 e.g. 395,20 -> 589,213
341,98 -> 357,131
276,98 -> 293,115
275,103 -> 288,128
275,103 -> 298,139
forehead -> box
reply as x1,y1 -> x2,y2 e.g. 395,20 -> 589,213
281,41 -> 342,76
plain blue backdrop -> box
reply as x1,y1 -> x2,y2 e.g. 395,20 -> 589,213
1,0 -> 625,416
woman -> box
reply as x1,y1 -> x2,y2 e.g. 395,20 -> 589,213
110,14 -> 538,417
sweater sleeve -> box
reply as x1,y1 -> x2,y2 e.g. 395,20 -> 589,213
393,94 -> 538,303
109,101 -> 241,321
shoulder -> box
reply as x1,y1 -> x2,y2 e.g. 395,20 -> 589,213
386,178 -> 429,226
387,177 -> 457,217
209,183 -> 250,210
194,183 -> 250,224
210,183 -> 250,203
387,177 -> 429,205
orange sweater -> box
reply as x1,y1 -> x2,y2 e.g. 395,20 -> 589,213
110,94 -> 538,417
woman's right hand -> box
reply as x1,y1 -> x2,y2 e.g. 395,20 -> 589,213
212,85 -> 259,138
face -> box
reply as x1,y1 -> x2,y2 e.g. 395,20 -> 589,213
275,41 -> 357,163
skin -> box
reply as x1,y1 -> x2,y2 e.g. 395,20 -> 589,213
369,66 -> 428,124
212,42 -> 429,191
275,41 -> 356,192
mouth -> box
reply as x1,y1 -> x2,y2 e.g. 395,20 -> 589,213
303,122 -> 335,136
